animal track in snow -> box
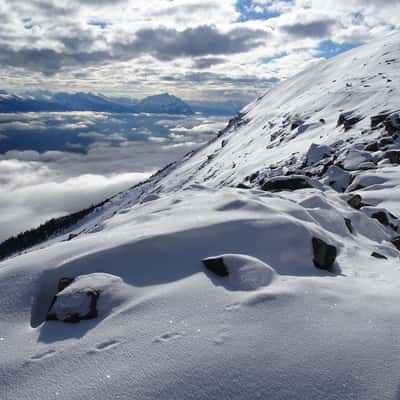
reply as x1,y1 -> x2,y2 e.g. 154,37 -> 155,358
224,302 -> 241,312
29,349 -> 56,362
153,332 -> 183,343
88,340 -> 120,354
213,325 -> 232,345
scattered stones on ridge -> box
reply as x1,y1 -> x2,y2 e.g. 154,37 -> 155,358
312,238 -> 337,272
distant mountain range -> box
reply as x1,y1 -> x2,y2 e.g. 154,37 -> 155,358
0,91 -> 245,116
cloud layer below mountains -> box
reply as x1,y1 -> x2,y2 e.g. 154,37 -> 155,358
0,112 -> 227,241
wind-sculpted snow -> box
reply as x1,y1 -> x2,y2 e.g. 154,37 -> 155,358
1,31 -> 400,400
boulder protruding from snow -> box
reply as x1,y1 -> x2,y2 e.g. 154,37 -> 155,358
261,176 -> 313,192
202,257 -> 229,277
371,252 -> 387,260
391,237 -> 400,251
347,194 -> 364,210
384,150 -> 400,164
202,254 -> 276,291
46,273 -> 123,323
312,238 -> 337,272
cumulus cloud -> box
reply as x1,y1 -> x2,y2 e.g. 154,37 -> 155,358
1,0 -> 398,101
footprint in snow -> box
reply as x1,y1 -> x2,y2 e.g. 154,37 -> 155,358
29,349 -> 56,362
213,325 -> 232,345
224,302 -> 241,312
88,339 -> 120,354
153,332 -> 183,343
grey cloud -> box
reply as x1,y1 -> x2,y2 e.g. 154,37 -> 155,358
0,25 -> 268,74
123,25 -> 268,60
193,57 -> 226,69
281,19 -> 336,38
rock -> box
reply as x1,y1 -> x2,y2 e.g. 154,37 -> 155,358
46,276 -> 100,323
319,118 -> 326,124
237,183 -> 250,189
261,176 -> 312,192
202,256 -> 229,277
291,119 -> 304,130
338,113 -> 362,131
348,194 -> 364,210
391,237 -> 400,251
312,238 -> 337,272
67,233 -> 78,241
384,150 -> 400,164
379,136 -> 394,146
57,277 -> 74,292
371,252 -> 387,260
364,142 -> 379,152
248,171 -> 259,182
371,112 -> 390,129
371,211 -> 390,226
384,113 -> 400,135
344,218 -> 354,234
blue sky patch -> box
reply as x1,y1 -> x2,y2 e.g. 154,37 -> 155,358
87,20 -> 109,29
236,0 -> 280,22
317,40 -> 362,58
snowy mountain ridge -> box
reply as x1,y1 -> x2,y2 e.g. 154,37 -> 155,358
1,31 -> 400,400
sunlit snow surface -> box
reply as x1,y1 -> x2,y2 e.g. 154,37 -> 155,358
1,32 -> 400,399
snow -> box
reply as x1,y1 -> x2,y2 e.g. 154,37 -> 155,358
1,31 -> 400,399
203,254 -> 276,291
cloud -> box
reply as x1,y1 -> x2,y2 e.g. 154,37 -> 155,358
0,0 -> 399,106
121,25 -> 268,60
281,19 -> 336,38
193,57 -> 226,69
0,157 -> 150,241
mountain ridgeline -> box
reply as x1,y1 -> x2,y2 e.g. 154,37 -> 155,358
0,92 -> 194,115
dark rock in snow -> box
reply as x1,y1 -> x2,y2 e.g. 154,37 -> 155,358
371,113 -> 390,129
46,277 -> 100,323
364,142 -> 379,152
371,211 -> 390,226
202,256 -> 229,277
312,238 -> 337,272
384,113 -> 400,135
348,194 -> 364,210
237,183 -> 251,189
338,113 -> 362,131
379,136 -> 394,146
344,218 -> 354,234
384,150 -> 400,164
371,252 -> 387,260
57,277 -> 74,292
391,237 -> 400,251
261,176 -> 312,192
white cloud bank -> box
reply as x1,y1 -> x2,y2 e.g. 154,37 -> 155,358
0,158 -> 150,241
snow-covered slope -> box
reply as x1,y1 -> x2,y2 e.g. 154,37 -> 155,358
1,32 -> 400,400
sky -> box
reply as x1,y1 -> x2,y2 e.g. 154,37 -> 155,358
0,0 -> 399,102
